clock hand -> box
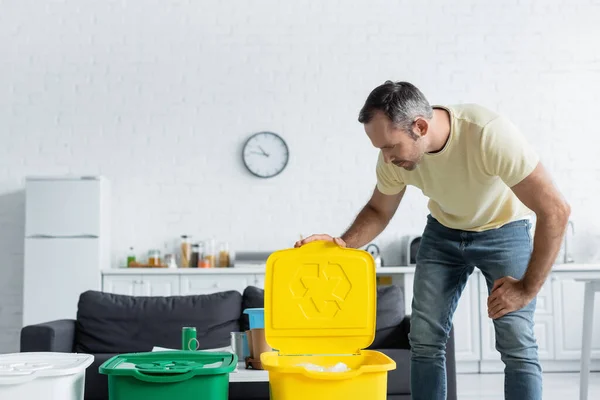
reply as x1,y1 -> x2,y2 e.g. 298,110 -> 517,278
258,146 -> 270,157
248,151 -> 267,156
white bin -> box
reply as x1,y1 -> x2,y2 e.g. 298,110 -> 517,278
0,352 -> 94,400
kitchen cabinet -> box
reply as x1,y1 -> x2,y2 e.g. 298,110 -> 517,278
553,277 -> 600,360
138,275 -> 180,296
103,275 -> 179,296
103,275 -> 144,296
253,274 -> 265,289
534,315 -> 555,360
180,274 -> 251,295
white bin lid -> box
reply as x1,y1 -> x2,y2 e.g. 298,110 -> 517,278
0,352 -> 94,385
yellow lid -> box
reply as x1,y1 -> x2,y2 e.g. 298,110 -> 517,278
264,240 -> 376,356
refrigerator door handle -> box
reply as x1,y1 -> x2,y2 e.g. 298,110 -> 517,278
27,234 -> 99,239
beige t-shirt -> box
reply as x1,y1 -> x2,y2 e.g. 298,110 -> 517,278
376,103 -> 539,232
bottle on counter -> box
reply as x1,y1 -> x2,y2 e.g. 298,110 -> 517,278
190,243 -> 200,269
218,242 -> 230,268
180,235 -> 191,268
127,247 -> 136,267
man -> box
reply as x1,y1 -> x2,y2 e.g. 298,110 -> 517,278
295,81 -> 570,400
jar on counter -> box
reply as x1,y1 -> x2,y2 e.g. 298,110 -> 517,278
180,235 -> 191,268
148,249 -> 161,266
164,253 -> 178,269
218,242 -> 230,268
203,238 -> 216,268
190,243 -> 200,269
196,242 -> 205,268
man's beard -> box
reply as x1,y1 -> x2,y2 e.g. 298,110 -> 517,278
393,152 -> 422,171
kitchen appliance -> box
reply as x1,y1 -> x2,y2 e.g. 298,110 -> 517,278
23,176 -> 110,326
365,243 -> 383,267
398,235 -> 421,266
233,251 -> 273,267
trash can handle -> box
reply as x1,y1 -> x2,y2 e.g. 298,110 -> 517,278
133,369 -> 196,383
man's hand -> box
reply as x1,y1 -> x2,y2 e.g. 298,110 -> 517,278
487,276 -> 535,319
294,234 -> 346,248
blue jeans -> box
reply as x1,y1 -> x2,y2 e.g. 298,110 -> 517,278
409,215 -> 542,400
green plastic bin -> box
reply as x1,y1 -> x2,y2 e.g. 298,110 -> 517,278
99,351 -> 237,400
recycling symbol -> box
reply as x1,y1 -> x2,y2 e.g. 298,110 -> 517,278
290,262 -> 352,320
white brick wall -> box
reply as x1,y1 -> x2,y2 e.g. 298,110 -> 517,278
1,0 -> 599,353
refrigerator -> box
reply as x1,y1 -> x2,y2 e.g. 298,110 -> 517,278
23,176 -> 110,326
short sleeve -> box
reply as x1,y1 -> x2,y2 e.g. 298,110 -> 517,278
481,116 -> 540,187
375,152 -> 406,195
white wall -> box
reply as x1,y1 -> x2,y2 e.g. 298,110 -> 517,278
1,0 -> 599,352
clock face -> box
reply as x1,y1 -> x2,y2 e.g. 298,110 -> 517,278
242,132 -> 289,178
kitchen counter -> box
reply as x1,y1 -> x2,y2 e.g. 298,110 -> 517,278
101,266 -> 418,274
101,263 -> 600,275
551,263 -> 600,272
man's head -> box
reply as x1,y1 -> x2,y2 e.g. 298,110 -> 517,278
358,81 -> 433,171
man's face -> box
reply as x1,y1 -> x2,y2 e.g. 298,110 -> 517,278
364,111 -> 426,171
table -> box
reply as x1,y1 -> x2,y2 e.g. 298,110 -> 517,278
578,279 -> 600,400
229,362 -> 269,382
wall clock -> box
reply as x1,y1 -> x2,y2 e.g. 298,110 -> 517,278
242,131 -> 289,178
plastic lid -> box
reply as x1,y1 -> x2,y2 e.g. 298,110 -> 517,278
99,351 -> 237,381
265,240 -> 376,356
243,308 -> 263,315
0,352 -> 94,385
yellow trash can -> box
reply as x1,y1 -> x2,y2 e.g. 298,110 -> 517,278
260,240 -> 396,400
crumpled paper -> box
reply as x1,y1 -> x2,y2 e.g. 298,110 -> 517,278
295,362 -> 350,372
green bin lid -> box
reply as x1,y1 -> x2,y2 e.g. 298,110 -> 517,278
99,351 -> 237,383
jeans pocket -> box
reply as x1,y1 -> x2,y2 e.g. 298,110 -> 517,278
525,222 -> 533,252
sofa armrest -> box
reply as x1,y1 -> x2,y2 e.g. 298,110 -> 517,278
20,319 -> 76,352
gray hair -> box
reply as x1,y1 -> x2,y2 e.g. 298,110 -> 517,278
358,81 -> 433,136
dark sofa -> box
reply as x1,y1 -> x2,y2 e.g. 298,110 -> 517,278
20,285 -> 457,400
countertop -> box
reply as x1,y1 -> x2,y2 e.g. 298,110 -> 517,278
101,264 -> 600,275
101,266 -> 418,274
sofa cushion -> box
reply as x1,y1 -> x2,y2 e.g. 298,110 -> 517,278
240,284 -> 405,343
74,290 -> 242,353
370,284 -> 406,348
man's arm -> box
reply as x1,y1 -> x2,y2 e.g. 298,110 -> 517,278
512,162 -> 571,292
295,186 -> 405,249
487,162 -> 570,319
341,186 -> 406,248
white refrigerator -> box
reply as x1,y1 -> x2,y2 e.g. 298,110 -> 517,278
23,176 -> 110,326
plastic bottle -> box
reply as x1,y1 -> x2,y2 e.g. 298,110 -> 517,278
127,247 -> 136,267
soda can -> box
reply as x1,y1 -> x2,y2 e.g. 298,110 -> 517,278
182,327 -> 198,351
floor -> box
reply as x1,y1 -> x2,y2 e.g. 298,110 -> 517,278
457,372 -> 600,399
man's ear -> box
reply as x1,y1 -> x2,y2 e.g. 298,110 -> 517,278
414,118 -> 429,137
